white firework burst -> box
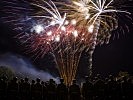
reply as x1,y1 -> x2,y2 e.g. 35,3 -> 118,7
31,0 -> 66,30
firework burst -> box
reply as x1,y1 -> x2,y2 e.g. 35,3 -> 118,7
1,0 -> 132,84
59,0 -> 131,76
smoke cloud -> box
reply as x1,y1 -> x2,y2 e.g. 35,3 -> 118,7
0,53 -> 59,82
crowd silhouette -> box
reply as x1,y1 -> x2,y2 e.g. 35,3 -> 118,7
0,74 -> 132,100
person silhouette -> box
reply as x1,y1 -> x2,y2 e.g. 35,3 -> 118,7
23,77 -> 30,100
82,76 -> 93,100
18,79 -> 25,100
34,78 -> 42,100
57,78 -> 68,100
7,77 -> 19,100
46,79 -> 57,100
0,76 -> 7,99
69,79 -> 81,100
30,80 -> 35,100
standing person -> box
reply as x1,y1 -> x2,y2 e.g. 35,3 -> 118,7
93,74 -> 105,100
121,77 -> 128,99
107,75 -> 117,100
23,77 -> 30,100
41,81 -> 47,100
18,79 -> 25,100
126,78 -> 133,99
57,78 -> 68,100
104,78 -> 109,100
34,78 -> 43,100
30,80 -> 35,100
46,79 -> 57,100
0,76 -> 7,99
7,77 -> 19,100
82,76 -> 93,100
69,79 -> 81,100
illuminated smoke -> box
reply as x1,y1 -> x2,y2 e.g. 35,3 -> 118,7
0,53 -> 59,82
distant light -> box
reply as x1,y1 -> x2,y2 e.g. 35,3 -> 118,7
51,36 -> 54,41
47,42 -> 49,44
89,51 -> 94,55
93,41 -> 96,45
55,35 -> 60,42
72,30 -> 78,37
50,20 -> 56,25
88,25 -> 94,33
81,38 -> 84,41
61,26 -> 66,31
47,31 -> 52,36
85,13 -> 90,19
71,19 -> 77,25
33,25 -> 44,34
64,20 -> 69,25
89,58 -> 92,62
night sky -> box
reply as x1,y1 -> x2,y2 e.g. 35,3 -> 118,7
0,0 -> 133,79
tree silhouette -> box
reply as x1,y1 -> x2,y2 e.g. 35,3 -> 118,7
0,66 -> 14,80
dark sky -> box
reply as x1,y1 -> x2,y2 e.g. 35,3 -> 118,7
0,0 -> 133,78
